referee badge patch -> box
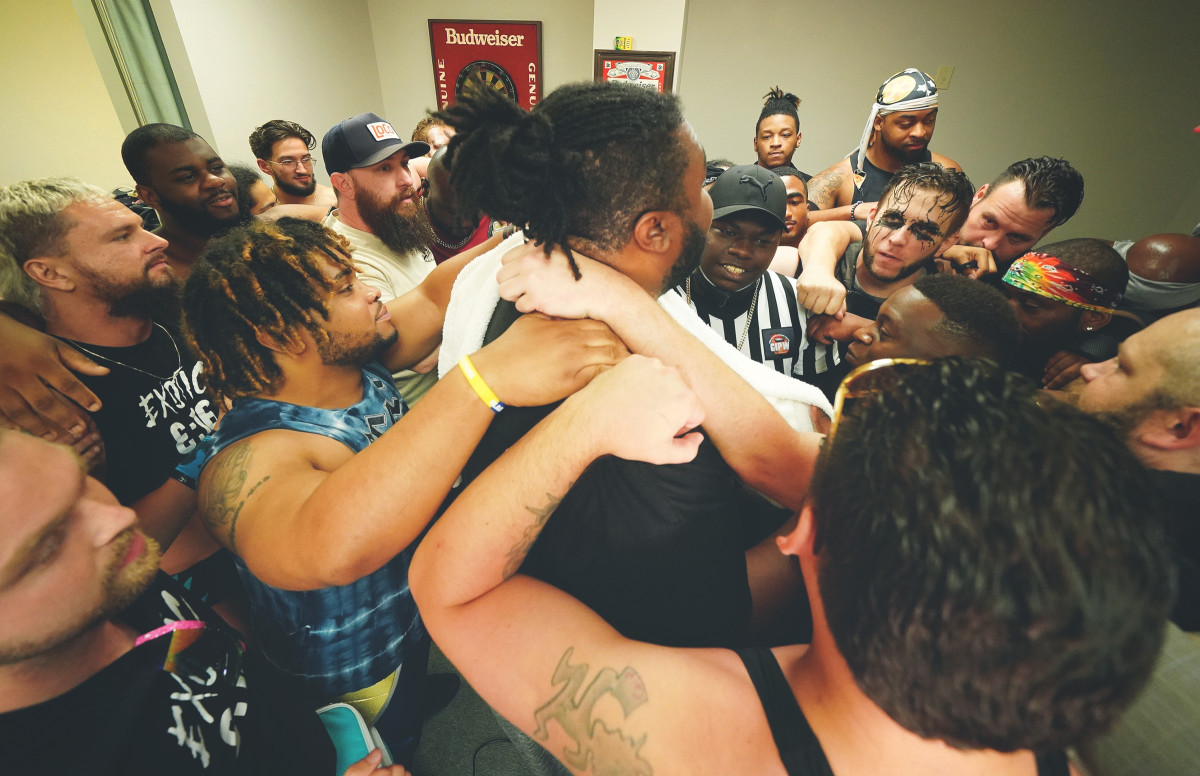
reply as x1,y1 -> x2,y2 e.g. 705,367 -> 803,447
762,327 -> 795,358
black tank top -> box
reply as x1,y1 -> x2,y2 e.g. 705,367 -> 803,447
848,148 -> 932,203
734,648 -> 1070,776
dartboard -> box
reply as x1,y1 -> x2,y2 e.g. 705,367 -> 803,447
455,60 -> 517,102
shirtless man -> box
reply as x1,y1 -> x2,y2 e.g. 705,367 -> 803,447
409,356 -> 1170,776
249,119 -> 338,210
806,69 -> 962,225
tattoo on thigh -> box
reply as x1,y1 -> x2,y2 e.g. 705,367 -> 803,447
533,647 -> 652,776
200,443 -> 269,553
502,490 -> 566,579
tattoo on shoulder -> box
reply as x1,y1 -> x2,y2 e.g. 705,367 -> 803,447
533,647 -> 652,776
502,489 -> 567,579
200,442 -> 270,554
807,171 -> 846,209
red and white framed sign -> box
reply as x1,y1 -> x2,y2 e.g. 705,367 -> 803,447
593,49 -> 676,93
429,20 -> 543,111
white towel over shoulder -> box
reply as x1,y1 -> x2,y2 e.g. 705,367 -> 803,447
439,234 -> 833,432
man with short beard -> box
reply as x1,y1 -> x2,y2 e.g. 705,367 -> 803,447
0,178 -> 256,642
321,112 -> 440,403
249,119 -> 338,209
121,123 -> 243,276
806,69 -> 964,224
0,430 -> 378,775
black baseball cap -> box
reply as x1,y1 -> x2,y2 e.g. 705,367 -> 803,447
709,165 -> 786,228
322,113 -> 431,174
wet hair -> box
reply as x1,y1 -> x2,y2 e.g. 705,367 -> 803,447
0,177 -> 110,310
435,82 -> 689,275
912,274 -> 1021,365
756,87 -> 800,134
121,123 -> 200,185
248,120 -> 316,162
811,358 -> 1172,751
1037,238 -> 1129,297
989,157 -> 1084,229
878,162 -> 974,234
182,218 -> 355,404
228,163 -> 264,221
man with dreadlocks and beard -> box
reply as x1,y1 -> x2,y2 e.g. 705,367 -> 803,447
320,112 -> 442,404
182,216 -> 620,766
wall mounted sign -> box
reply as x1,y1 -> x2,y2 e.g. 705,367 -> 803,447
429,20 -> 543,111
593,49 -> 676,93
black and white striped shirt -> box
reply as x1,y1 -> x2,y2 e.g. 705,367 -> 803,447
673,270 -> 839,378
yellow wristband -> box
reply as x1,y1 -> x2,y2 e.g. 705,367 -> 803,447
458,355 -> 505,413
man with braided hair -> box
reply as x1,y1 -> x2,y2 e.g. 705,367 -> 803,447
807,68 -> 963,224
753,87 -> 809,179
435,81 -> 828,657
182,217 -> 620,765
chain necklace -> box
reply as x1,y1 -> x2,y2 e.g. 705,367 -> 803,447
66,322 -> 183,381
686,275 -> 761,351
426,200 -> 474,250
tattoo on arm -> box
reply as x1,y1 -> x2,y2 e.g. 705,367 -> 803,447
200,443 -> 270,554
502,490 -> 566,579
533,647 -> 652,776
807,171 -> 845,209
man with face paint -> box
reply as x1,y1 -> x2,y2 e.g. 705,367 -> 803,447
806,69 -> 963,225
321,113 -> 440,404
798,162 -> 972,320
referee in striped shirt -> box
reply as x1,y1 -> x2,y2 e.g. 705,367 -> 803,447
673,164 -> 838,381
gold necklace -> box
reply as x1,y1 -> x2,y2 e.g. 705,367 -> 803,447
686,275 -> 761,351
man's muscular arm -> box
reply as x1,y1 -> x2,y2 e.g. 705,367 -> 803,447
409,357 -> 762,775
805,158 -> 852,211
198,313 -> 625,590
377,232 -> 508,371
795,220 -> 863,315
498,248 -> 823,510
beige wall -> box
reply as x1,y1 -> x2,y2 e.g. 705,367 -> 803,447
5,0 -> 1198,242
592,0 -> 688,91
368,0 -> 594,141
155,0 -> 386,184
0,0 -> 130,187
679,0 -> 1200,240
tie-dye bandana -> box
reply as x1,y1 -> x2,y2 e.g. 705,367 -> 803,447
1003,253 -> 1121,312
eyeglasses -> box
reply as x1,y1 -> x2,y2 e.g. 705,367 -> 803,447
828,358 -> 932,441
269,155 -> 317,170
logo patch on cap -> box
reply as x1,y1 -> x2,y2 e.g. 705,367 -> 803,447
367,122 -> 399,141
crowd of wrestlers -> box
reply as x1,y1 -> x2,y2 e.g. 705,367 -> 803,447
0,65 -> 1197,776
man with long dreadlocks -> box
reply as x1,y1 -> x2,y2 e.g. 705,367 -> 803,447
807,68 -> 964,224
180,216 -> 620,765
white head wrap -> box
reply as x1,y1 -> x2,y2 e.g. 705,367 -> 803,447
851,68 -> 939,182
